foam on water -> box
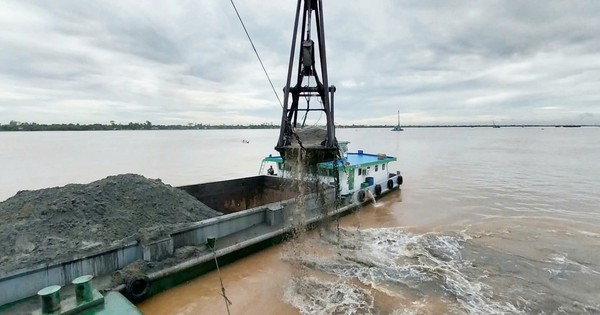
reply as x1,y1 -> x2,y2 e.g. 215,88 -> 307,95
283,276 -> 376,315
578,230 -> 600,238
546,253 -> 600,278
284,227 -> 523,314
459,217 -> 600,314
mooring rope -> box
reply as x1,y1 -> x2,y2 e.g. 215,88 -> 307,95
210,243 -> 232,315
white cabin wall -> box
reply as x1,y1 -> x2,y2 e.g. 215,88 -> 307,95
355,162 -> 390,187
372,162 -> 389,183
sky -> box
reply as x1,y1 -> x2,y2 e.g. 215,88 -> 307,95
1,0 -> 599,126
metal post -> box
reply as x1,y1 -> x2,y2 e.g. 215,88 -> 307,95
38,285 -> 61,314
73,275 -> 94,302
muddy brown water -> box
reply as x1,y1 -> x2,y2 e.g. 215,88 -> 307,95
3,128 -> 600,314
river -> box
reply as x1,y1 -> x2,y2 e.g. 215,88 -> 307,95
2,127 -> 600,314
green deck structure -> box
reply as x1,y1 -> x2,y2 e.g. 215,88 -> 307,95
81,292 -> 143,315
30,291 -> 142,315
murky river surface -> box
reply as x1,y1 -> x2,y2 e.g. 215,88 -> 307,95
2,127 -> 600,314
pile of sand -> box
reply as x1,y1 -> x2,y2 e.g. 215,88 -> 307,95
292,126 -> 328,147
0,174 -> 221,274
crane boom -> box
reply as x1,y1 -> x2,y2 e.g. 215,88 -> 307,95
275,0 -> 338,165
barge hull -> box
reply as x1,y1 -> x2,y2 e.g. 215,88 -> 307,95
0,175 -> 401,309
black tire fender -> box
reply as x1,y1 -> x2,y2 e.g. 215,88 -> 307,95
375,184 -> 382,196
125,276 -> 151,302
387,179 -> 394,190
357,190 -> 366,202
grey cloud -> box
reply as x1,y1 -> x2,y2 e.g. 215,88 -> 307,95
0,0 -> 599,126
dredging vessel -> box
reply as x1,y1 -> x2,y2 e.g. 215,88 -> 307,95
0,0 -> 403,313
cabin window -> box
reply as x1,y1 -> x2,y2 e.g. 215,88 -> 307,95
382,164 -> 386,171
375,165 -> 379,172
357,168 -> 362,176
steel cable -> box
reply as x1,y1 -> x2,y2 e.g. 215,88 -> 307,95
229,0 -> 283,109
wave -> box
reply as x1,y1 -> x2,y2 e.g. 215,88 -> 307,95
283,227 -> 522,314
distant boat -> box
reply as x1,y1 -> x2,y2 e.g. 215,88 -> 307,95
391,110 -> 404,131
492,121 -> 500,128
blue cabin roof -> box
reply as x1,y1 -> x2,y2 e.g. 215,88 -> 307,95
319,152 -> 396,169
262,151 -> 396,170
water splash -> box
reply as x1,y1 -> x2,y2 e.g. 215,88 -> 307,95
284,227 -> 523,314
366,189 -> 377,206
546,253 -> 600,279
283,276 -> 376,315
279,146 -> 519,313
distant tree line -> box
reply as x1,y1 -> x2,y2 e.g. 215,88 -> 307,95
0,120 -> 595,132
0,121 -> 282,131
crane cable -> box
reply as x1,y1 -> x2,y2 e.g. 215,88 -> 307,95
229,0 -> 283,109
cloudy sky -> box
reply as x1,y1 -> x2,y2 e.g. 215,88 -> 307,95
1,0 -> 599,126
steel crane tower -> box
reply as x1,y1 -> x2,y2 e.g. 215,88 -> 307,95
275,0 -> 338,165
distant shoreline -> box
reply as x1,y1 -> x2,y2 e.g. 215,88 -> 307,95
0,122 -> 597,132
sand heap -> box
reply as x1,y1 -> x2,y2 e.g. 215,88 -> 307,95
0,174 -> 221,274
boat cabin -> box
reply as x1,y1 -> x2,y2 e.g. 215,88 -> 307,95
260,142 -> 398,196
